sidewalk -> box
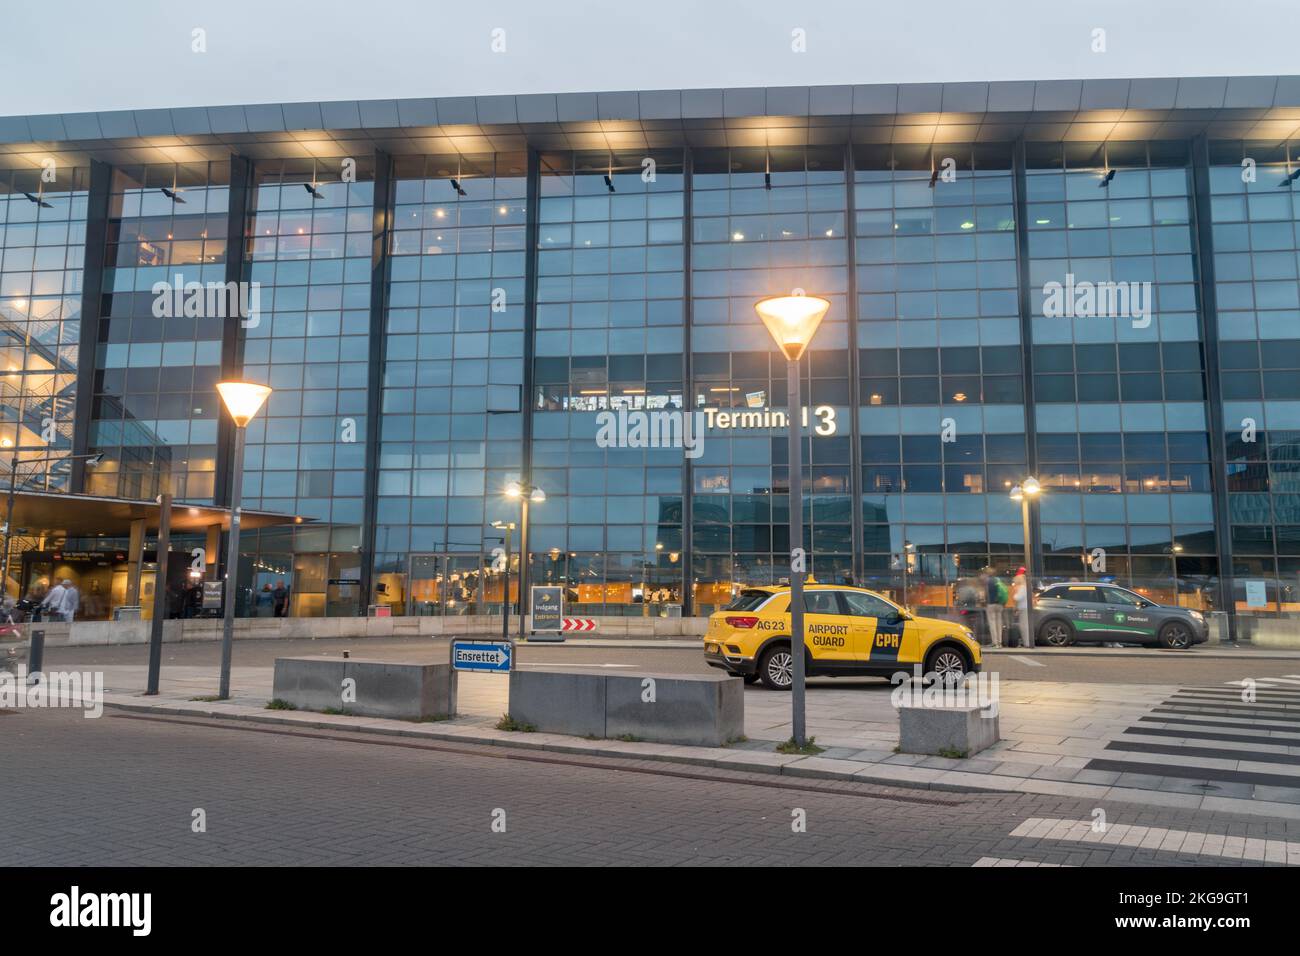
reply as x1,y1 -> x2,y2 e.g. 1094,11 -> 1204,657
51,659 -> 1300,826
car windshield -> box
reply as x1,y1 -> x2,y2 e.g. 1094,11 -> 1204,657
723,590 -> 772,612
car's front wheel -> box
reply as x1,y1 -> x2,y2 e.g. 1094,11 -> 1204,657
758,645 -> 794,690
1158,621 -> 1192,649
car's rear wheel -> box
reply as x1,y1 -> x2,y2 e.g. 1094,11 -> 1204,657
923,645 -> 969,685
1158,621 -> 1192,649
758,645 -> 794,690
1038,618 -> 1074,647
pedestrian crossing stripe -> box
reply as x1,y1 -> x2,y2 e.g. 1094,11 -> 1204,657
972,857 -> 1074,867
1008,818 -> 1300,865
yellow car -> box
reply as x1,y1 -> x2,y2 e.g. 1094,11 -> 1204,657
704,584 -> 981,690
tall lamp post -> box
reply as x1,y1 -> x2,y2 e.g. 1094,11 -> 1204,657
215,381 -> 272,700
1009,477 -> 1042,649
490,519 -> 515,644
901,539 -> 915,607
0,445 -> 104,601
504,480 -> 545,644
755,294 -> 830,748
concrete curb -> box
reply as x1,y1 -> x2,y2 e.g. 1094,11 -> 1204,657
97,694 -> 1300,821
985,646 -> 1300,661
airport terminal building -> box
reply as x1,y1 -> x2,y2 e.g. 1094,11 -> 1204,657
2,76 -> 1299,630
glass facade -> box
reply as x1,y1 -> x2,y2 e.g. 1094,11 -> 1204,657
0,166 -> 88,492
854,144 -> 1024,609
2,114 -> 1298,631
690,146 -> 849,610
377,153 -> 527,616
1024,142 -> 1217,610
533,150 -> 686,615
239,158 -> 375,616
89,162 -> 230,502
1209,142 -> 1300,617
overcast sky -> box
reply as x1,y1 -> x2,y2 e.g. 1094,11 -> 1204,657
4,0 -> 1298,117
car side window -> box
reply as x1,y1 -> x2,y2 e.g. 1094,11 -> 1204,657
803,591 -> 841,614
1103,588 -> 1145,607
1064,587 -> 1102,603
840,591 -> 896,618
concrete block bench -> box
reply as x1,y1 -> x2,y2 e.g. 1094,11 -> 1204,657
508,668 -> 744,746
897,704 -> 1000,757
272,657 -> 452,720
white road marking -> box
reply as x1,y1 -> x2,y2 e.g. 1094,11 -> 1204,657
972,856 -> 1072,867
1009,817 -> 1300,865
519,662 -> 638,668
1009,655 -> 1046,667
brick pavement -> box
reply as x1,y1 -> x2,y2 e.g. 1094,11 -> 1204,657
2,708 -> 1298,866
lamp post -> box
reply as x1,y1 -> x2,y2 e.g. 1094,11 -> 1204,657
215,381 -> 272,700
0,444 -> 103,601
490,519 -> 515,644
1009,476 -> 1042,649
504,480 -> 545,644
901,539 -> 915,607
755,293 -> 830,748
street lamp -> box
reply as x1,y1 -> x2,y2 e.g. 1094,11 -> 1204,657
504,480 -> 545,644
490,519 -> 515,644
900,540 -> 916,607
1009,476 -> 1042,649
215,381 -> 272,699
755,293 -> 830,748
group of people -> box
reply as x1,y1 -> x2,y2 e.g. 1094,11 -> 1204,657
15,578 -> 82,622
973,568 -> 1032,648
253,580 -> 291,617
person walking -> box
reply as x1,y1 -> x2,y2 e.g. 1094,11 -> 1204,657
982,570 -> 1006,648
1011,568 -> 1033,648
40,580 -> 68,622
43,578 -> 79,622
255,584 -> 275,617
58,578 -> 80,622
272,580 -> 289,618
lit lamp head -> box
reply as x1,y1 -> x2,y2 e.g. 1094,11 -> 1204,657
754,295 -> 831,362
504,481 -> 522,499
216,382 -> 272,428
1009,484 -> 1024,503
529,486 -> 546,504
1022,477 -> 1042,496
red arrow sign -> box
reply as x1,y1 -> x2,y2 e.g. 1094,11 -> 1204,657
561,618 -> 597,632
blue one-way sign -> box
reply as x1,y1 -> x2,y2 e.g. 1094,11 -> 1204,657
451,640 -> 512,673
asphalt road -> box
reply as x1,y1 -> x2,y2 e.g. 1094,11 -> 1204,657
40,636 -> 1300,686
0,708 -> 1290,866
